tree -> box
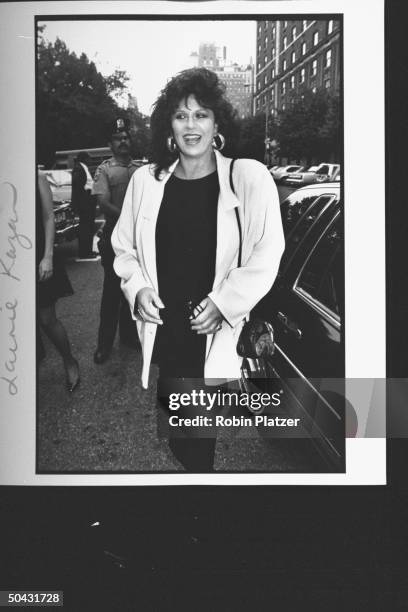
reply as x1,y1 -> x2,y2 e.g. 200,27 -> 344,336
37,28 -> 150,165
231,114 -> 268,162
275,88 -> 341,164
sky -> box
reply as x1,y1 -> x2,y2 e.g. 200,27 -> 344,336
40,20 -> 256,115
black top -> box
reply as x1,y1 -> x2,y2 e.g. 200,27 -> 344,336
154,170 -> 219,377
36,187 -> 73,307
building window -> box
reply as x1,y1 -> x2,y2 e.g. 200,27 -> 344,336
283,59 -> 287,71
325,48 -> 332,68
292,26 -> 297,40
272,47 -> 275,59
272,27 -> 276,37
290,75 -> 295,88
264,55 -> 268,64
303,20 -> 307,30
291,50 -> 296,64
325,78 -> 331,89
257,80 -> 261,91
312,86 -> 317,94
282,103 -> 286,111
258,25 -> 261,34
271,67 -> 275,79
302,41 -> 306,56
281,81 -> 286,95
265,36 -> 268,46
284,20 -> 288,29
312,59 -> 317,76
264,74 -> 268,85
328,20 -> 334,34
313,31 -> 319,46
258,44 -> 261,53
283,36 -> 287,49
258,62 -> 261,70
300,67 -> 305,83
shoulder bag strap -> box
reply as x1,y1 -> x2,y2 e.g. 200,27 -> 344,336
230,159 -> 242,268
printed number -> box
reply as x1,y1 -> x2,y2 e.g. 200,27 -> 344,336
7,592 -> 60,604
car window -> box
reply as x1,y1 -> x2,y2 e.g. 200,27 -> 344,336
295,215 -> 342,318
279,195 -> 337,272
287,166 -> 300,172
317,165 -> 330,175
281,194 -> 318,236
282,194 -> 335,240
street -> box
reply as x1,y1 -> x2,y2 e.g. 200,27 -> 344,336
37,184 -> 326,473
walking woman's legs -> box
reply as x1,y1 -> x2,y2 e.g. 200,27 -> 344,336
39,303 -> 79,389
157,376 -> 217,472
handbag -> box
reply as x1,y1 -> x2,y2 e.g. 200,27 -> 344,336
230,159 -> 275,361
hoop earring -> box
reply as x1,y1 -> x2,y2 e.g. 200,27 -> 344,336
166,136 -> 178,153
212,133 -> 225,151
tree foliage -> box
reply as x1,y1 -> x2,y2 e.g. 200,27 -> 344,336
274,88 -> 341,164
221,88 -> 340,166
37,28 -> 150,166
234,113 -> 268,162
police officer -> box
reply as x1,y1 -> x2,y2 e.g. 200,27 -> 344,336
92,118 -> 140,364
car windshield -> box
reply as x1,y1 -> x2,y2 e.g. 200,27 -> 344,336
316,165 -> 330,175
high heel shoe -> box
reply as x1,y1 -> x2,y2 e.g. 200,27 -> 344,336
65,359 -> 80,392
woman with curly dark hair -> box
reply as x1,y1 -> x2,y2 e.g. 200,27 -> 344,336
112,68 -> 284,471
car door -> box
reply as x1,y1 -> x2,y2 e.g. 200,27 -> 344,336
261,201 -> 344,464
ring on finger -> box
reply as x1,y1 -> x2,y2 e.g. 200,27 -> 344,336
195,304 -> 204,315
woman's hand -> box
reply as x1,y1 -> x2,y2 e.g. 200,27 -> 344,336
39,255 -> 53,282
190,296 -> 223,335
136,287 -> 164,324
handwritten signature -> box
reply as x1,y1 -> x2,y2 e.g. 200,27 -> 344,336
0,182 -> 32,282
0,181 -> 33,396
1,299 -> 18,395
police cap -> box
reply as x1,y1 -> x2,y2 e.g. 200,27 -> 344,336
108,117 -> 131,140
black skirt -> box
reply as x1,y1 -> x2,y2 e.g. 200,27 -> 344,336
37,251 -> 73,308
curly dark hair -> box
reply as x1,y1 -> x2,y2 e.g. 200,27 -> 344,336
149,68 -> 237,179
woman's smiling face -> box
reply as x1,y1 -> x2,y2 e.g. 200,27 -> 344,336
171,95 -> 218,160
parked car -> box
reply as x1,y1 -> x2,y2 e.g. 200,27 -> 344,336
45,169 -> 72,202
44,169 -> 79,244
270,164 -> 305,184
284,164 -> 318,186
247,183 -> 345,468
286,163 -> 340,186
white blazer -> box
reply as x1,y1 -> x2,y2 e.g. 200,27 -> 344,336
111,150 -> 285,389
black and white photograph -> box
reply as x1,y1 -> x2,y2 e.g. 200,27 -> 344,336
33,14 -> 346,475
0,0 -> 385,486
5,1 -> 408,610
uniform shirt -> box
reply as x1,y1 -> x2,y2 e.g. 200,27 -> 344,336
92,157 -> 140,234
